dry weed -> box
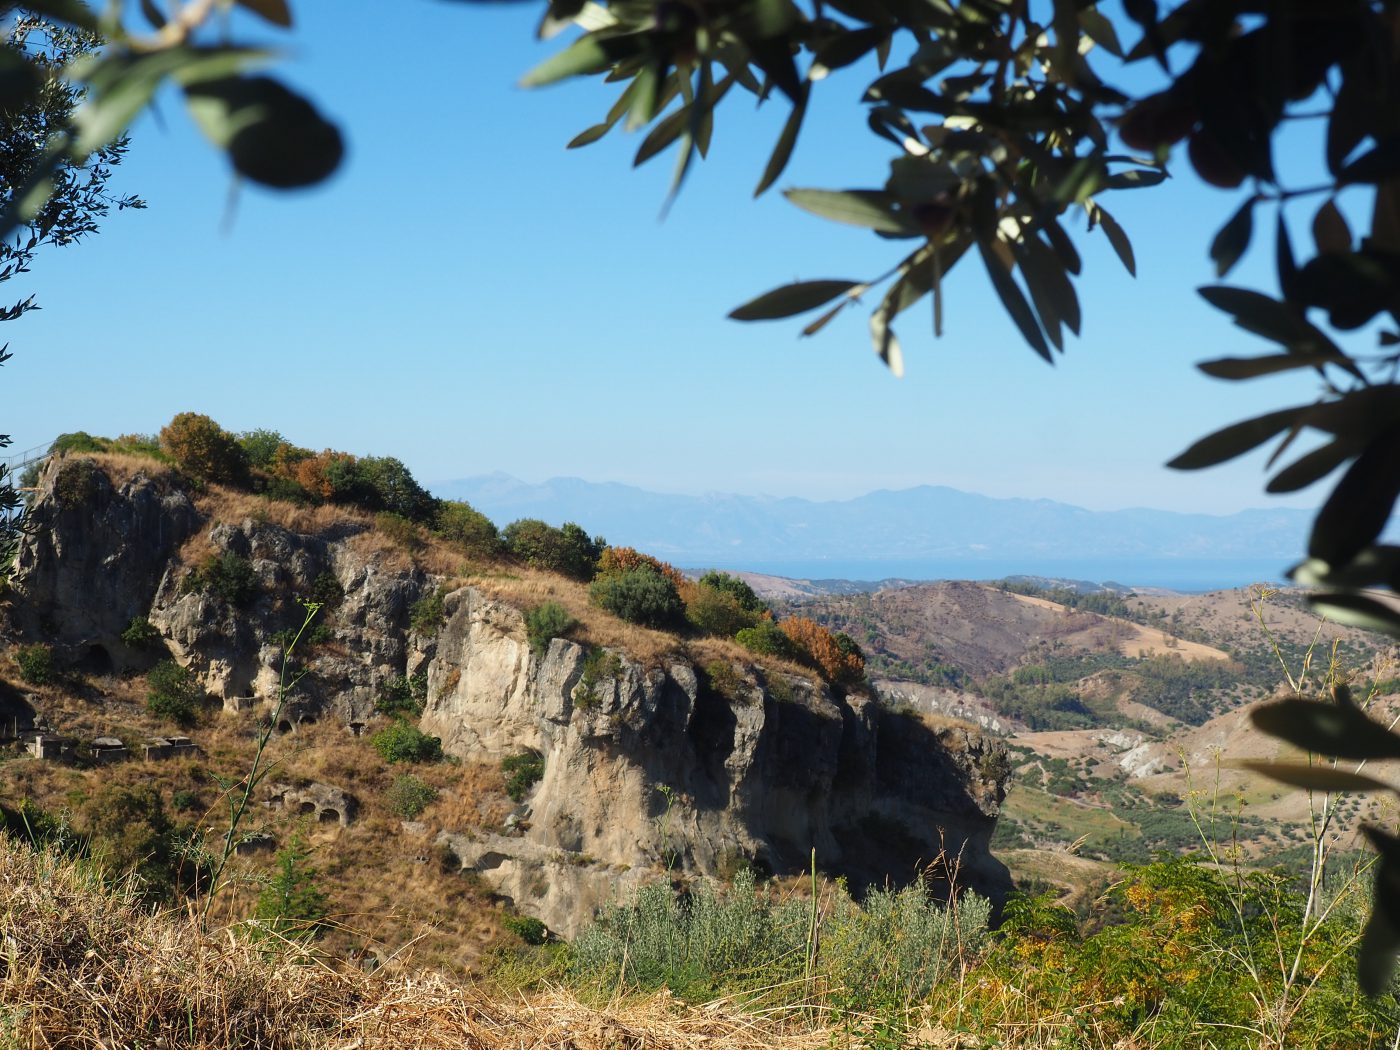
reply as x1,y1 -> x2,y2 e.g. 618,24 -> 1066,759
0,837 -> 831,1049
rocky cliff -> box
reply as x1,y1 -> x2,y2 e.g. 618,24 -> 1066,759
10,455 -> 1012,938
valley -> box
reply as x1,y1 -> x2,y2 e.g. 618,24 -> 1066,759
771,577 -> 1399,899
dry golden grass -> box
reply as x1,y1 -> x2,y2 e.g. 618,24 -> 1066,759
67,450 -> 181,487
0,834 -> 833,1050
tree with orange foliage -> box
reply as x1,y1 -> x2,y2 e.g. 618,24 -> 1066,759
778,616 -> 865,687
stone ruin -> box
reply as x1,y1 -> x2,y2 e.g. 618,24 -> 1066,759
264,781 -> 357,826
143,736 -> 198,761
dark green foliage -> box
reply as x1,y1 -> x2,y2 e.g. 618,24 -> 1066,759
146,659 -> 202,727
996,579 -> 1137,620
502,519 -> 604,581
15,643 -> 54,685
185,551 -> 259,607
259,475 -> 313,504
370,720 -> 443,764
385,774 -> 437,819
735,619 -> 802,662
501,750 -> 545,802
409,586 -> 448,634
1130,655 -> 1241,726
254,833 -> 329,942
77,784 -> 174,898
573,648 -> 623,711
375,673 -> 427,718
504,913 -> 549,945
309,571 -> 343,609
50,431 -> 106,455
356,456 -> 438,523
171,789 -> 200,813
525,601 -> 576,657
119,616 -> 161,650
0,798 -> 78,854
434,500 -> 502,558
236,428 -> 288,469
589,565 -> 684,628
696,571 -> 767,613
51,457 -> 102,509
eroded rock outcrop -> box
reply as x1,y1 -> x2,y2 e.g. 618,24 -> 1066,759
11,457 -> 1012,940
420,589 -> 1011,938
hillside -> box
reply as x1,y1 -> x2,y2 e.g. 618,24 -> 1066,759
1,441 -> 1009,969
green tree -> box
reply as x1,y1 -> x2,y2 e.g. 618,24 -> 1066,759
503,519 -> 605,581
589,565 -> 685,629
254,833 -> 329,942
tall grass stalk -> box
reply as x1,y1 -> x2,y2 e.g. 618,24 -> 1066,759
198,599 -> 322,929
1175,589 -> 1391,1048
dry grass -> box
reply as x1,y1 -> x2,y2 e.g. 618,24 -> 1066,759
0,834 -> 832,1050
66,450 -> 181,488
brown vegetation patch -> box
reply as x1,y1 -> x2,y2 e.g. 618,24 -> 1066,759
0,836 -> 830,1050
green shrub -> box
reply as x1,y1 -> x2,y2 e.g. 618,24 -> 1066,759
260,475 -> 313,504
50,431 -> 108,455
185,552 -> 259,606
375,673 -> 428,717
171,789 -> 201,812
77,784 -> 175,896
589,566 -> 684,628
309,571 -> 343,608
501,750 -> 545,802
685,584 -> 761,638
735,619 -> 801,662
15,644 -> 55,685
374,511 -> 423,551
236,428 -> 289,470
370,720 -> 443,764
702,660 -> 746,702
52,458 -> 103,509
147,660 -> 202,727
696,571 -> 767,613
159,412 -> 249,485
120,616 -> 161,650
435,500 -> 502,558
525,601 -> 576,657
573,648 -> 623,711
357,456 -> 438,523
385,774 -> 438,819
572,869 -> 989,1008
573,868 -> 809,997
504,913 -> 549,945
254,833 -> 329,942
821,885 -> 991,1007
502,519 -> 604,581
409,586 -> 447,634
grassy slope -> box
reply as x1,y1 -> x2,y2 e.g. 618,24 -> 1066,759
0,835 -> 826,1050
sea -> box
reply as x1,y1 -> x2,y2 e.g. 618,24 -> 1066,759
722,558 -> 1295,594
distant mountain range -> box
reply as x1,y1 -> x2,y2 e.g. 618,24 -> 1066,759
430,474 -> 1314,588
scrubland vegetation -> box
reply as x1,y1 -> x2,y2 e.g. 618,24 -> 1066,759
8,419 -> 1400,1048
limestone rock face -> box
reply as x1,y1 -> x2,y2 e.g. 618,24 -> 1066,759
13,457 -> 1012,941
12,458 -> 198,671
424,592 -> 1012,939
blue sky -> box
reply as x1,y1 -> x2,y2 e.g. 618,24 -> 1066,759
2,2 -> 1344,514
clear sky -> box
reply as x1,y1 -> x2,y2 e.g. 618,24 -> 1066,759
2,2 -> 1342,514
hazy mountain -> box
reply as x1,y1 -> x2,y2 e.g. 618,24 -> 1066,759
431,474 -> 1313,586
